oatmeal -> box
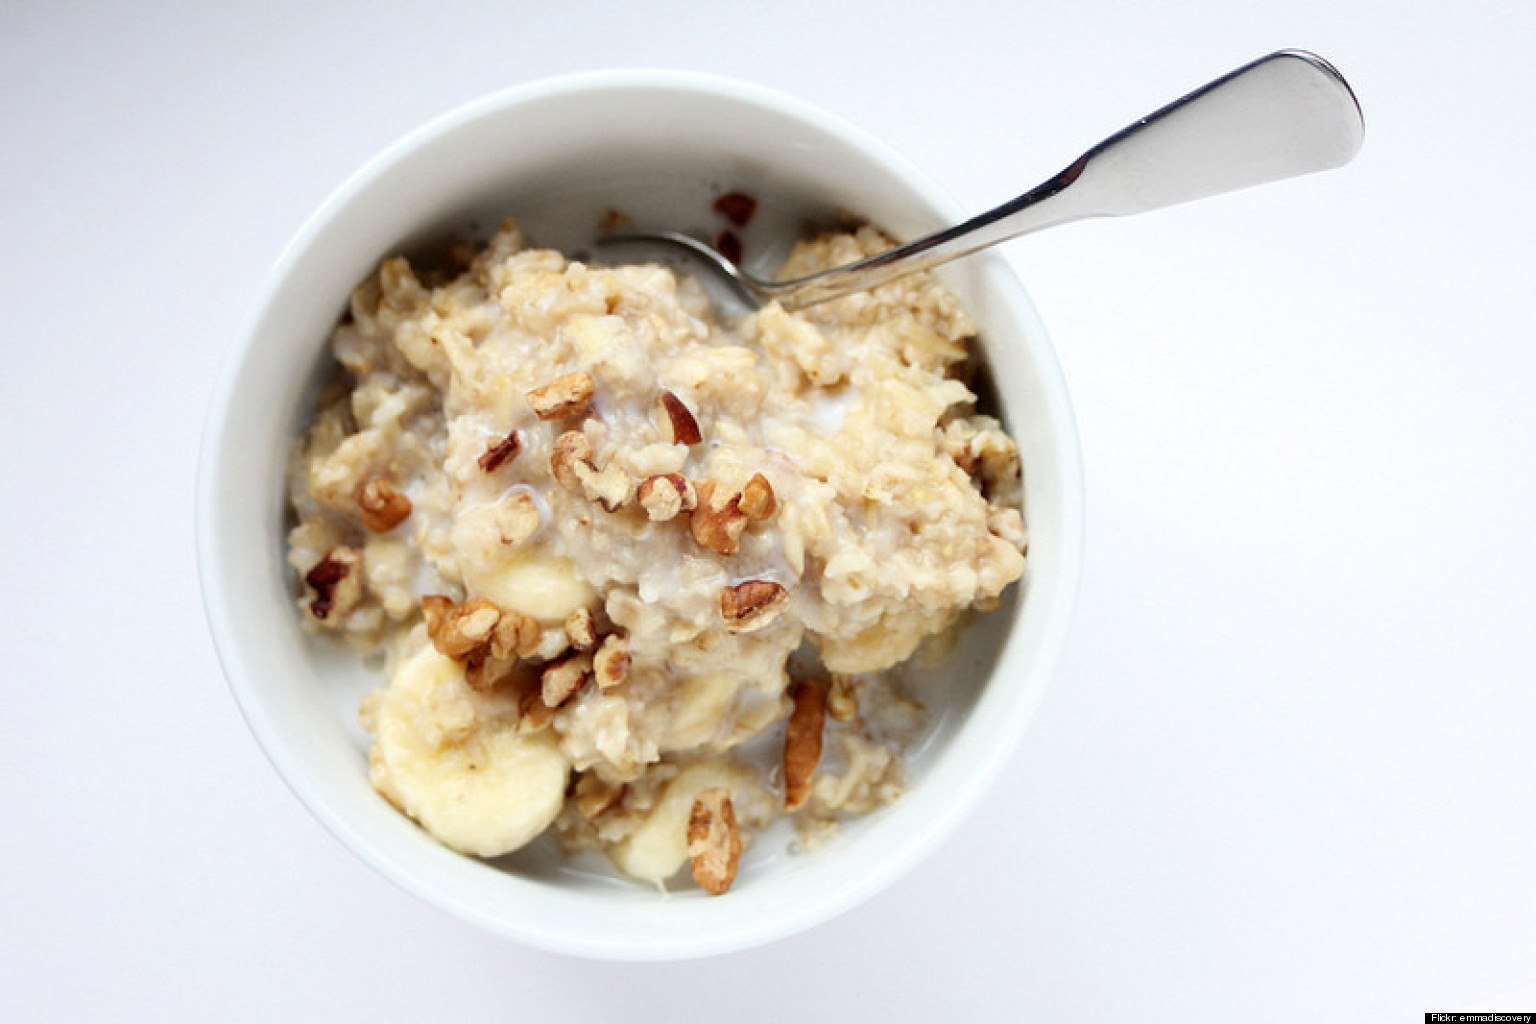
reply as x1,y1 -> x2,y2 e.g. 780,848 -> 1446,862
286,215 -> 1026,893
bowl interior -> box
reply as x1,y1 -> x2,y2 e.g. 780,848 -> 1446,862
198,71 -> 1082,959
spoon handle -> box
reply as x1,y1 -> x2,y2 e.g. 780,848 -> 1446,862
777,50 -> 1363,309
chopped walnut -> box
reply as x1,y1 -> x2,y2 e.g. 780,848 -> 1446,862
784,678 -> 828,810
711,190 -> 758,227
564,607 -> 597,651
714,229 -> 742,266
527,371 -> 595,420
575,774 -> 626,820
655,390 -> 701,445
592,634 -> 630,689
636,473 -> 697,522
690,480 -> 748,555
540,651 -> 592,708
420,594 -> 452,637
550,430 -> 632,511
687,788 -> 741,896
550,431 -> 594,491
464,651 -> 516,693
720,580 -> 788,633
581,462 -> 633,512
431,598 -> 501,660
304,547 -> 361,621
517,687 -> 557,734
358,476 -> 412,532
490,607 -> 542,660
477,431 -> 521,472
738,472 -> 777,521
495,491 -> 541,547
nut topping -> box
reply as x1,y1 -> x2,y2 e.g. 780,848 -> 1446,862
550,431 -> 594,491
540,651 -> 592,708
655,390 -> 701,445
690,480 -> 748,556
714,230 -> 742,266
464,651 -> 516,693
592,634 -> 630,689
580,462 -> 633,513
711,191 -> 758,228
719,580 -> 788,633
687,788 -> 742,896
358,476 -> 412,532
564,607 -> 597,651
490,607 -> 542,660
527,371 -> 595,420
431,598 -> 501,660
550,431 -> 632,511
420,594 -> 453,637
304,546 -> 361,621
495,491 -> 541,547
477,431 -> 521,472
636,473 -> 698,522
738,473 -> 777,521
783,678 -> 828,810
517,687 -> 557,734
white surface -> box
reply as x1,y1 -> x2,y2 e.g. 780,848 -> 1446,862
3,1 -> 1533,1019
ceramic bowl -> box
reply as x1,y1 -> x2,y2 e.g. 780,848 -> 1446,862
196,70 -> 1083,959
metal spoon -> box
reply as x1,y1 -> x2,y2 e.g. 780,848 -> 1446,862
603,50 -> 1363,311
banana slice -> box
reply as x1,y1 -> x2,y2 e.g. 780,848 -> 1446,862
662,672 -> 741,751
608,759 -> 766,885
464,552 -> 595,624
367,642 -> 570,857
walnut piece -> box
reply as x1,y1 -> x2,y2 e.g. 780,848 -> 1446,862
550,431 -> 594,491
636,473 -> 697,522
690,480 -> 748,556
358,476 -> 412,532
719,580 -> 788,633
592,634 -> 630,689
581,462 -> 633,512
655,390 -> 701,445
687,788 -> 742,896
550,430 -> 632,511
527,371 -> 595,420
738,472 -> 777,521
477,431 -> 521,472
540,651 -> 592,708
304,546 -> 361,621
490,607 -> 542,660
715,230 -> 742,265
431,598 -> 501,659
564,607 -> 597,651
420,594 -> 452,637
711,191 -> 758,227
517,687 -> 557,734
464,650 -> 516,693
784,678 -> 828,811
495,491 -> 541,547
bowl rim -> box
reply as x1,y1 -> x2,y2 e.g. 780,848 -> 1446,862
196,67 -> 1084,959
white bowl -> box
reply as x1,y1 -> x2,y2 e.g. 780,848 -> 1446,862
197,70 -> 1083,960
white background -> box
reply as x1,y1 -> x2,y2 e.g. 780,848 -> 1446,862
4,1 -> 1534,1020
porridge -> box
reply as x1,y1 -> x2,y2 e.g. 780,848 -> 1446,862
286,213 -> 1027,893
